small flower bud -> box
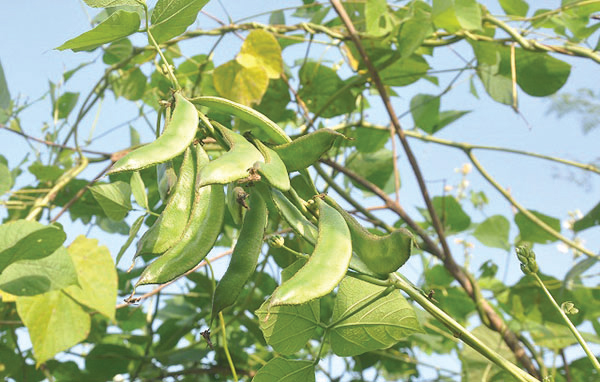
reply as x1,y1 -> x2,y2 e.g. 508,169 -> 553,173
561,301 -> 579,315
516,246 -> 538,275
268,235 -> 285,248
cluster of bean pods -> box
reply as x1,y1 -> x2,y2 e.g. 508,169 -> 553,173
111,91 -> 414,319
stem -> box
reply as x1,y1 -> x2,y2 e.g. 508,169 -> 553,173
141,2 -> 180,90
219,311 -> 238,381
392,274 -> 540,382
532,273 -> 600,372
467,151 -> 599,260
26,156 -> 89,221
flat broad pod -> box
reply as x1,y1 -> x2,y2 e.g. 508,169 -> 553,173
109,92 -> 198,174
269,197 -> 352,307
136,144 -> 225,286
271,128 -> 346,172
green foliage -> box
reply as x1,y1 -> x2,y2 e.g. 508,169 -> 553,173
1,0 -> 599,381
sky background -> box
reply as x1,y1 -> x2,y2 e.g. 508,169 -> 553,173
1,1 -> 599,380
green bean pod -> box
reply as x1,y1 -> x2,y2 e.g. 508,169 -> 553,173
269,197 -> 352,306
197,121 -> 265,188
211,191 -> 268,319
135,147 -> 195,257
109,92 -> 199,174
272,129 -> 346,172
191,95 -> 291,144
269,189 -> 318,245
136,145 -> 225,286
324,196 -> 413,275
248,136 -> 291,191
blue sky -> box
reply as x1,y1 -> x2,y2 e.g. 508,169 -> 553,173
1,1 -> 599,380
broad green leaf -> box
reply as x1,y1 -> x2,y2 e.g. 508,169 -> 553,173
85,344 -> 136,380
0,220 -> 66,273
365,0 -> 394,36
460,326 -> 517,382
256,260 -> 320,355
573,199 -> 600,232
83,0 -> 141,7
112,67 -> 146,101
0,162 -> 10,195
96,216 -> 129,235
56,10 -> 140,52
64,236 -> 118,320
345,149 -> 397,195
103,38 -> 134,65
431,195 -> 471,233
530,321 -> 600,349
515,210 -> 561,244
379,54 -> 430,87
116,215 -> 145,265
471,41 -> 514,105
237,30 -> 283,79
28,162 -> 64,182
0,59 -> 9,109
330,277 -> 422,357
90,181 -> 132,221
455,0 -> 482,30
54,179 -> 107,224
213,60 -> 269,106
397,9 -> 431,58
514,50 -> 570,97
351,126 -> 388,153
0,247 -> 77,296
150,0 -> 210,44
499,0 -> 529,17
411,94 -> 440,133
57,92 -> 79,119
432,0 -> 461,32
16,290 -> 90,365
473,215 -> 510,250
432,110 -> 470,134
130,171 -> 148,210
298,62 -> 356,118
252,357 -> 315,382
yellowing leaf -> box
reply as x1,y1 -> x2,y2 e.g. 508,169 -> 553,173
64,236 -> 117,320
213,60 -> 268,106
237,30 -> 283,79
16,290 -> 90,365
0,290 -> 17,302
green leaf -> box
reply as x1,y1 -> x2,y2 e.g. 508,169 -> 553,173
130,171 -> 148,210
365,0 -> 394,36
90,181 -> 132,221
111,67 -> 146,101
85,344 -> 136,380
573,199 -> 600,232
237,30 -> 283,79
150,0 -> 210,44
0,220 -> 66,273
64,236 -> 118,320
473,215 -> 510,250
515,50 -> 571,97
431,195 -> 471,233
103,38 -> 134,65
298,62 -> 356,118
431,110 -> 470,134
379,55 -> 430,87
256,260 -> 320,355
0,162 -> 11,195
16,290 -> 90,365
432,0 -> 461,32
56,10 -> 140,52
410,94 -> 440,133
460,326 -> 517,382
397,9 -> 431,58
116,215 -> 145,266
530,321 -> 600,349
0,59 -> 10,109
345,149 -> 397,195
0,247 -> 77,296
213,60 -> 269,106
96,216 -> 129,235
351,126 -> 389,153
498,0 -> 529,17
57,92 -> 79,119
28,162 -> 64,182
455,0 -> 482,30
83,0 -> 141,7
515,210 -> 561,244
252,357 -> 315,382
330,277 -> 423,357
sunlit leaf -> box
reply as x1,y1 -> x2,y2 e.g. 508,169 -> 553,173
213,60 -> 269,106
130,171 -> 148,210
473,215 -> 510,250
573,199 -> 600,232
515,210 -> 561,244
237,30 -> 283,79
498,0 -> 529,17
252,357 -> 315,382
431,195 -> 471,233
150,0 -> 210,44
90,181 -> 132,221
